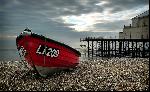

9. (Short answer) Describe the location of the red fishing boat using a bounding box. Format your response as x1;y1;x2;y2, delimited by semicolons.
16;28;81;77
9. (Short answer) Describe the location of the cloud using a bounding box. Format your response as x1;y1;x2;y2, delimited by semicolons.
100;0;149;13
1;0;148;17
0;0;149;32
0;0;149;49
1;0;149;22
60;5;148;32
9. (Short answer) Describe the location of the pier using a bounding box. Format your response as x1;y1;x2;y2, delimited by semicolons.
80;37;149;58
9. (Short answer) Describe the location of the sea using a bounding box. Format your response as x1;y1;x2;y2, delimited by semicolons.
0;48;86;62
0;49;20;61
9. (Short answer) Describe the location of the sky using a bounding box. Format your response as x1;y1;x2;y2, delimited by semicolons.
0;0;149;49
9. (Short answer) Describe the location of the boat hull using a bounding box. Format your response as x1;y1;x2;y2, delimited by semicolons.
16;32;81;77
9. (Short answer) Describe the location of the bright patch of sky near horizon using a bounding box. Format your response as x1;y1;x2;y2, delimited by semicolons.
61;5;149;32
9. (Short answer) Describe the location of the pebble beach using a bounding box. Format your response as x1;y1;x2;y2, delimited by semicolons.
0;58;149;91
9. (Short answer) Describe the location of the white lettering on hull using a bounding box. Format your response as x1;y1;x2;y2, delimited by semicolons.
18;46;27;57
36;45;59;57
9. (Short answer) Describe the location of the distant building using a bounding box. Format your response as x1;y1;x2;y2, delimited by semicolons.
119;10;149;39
